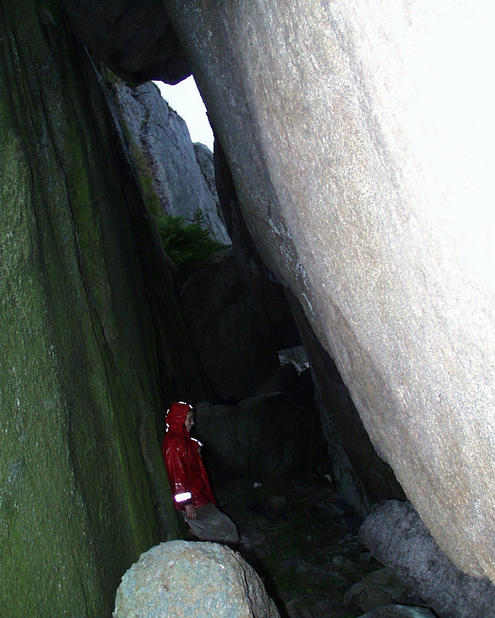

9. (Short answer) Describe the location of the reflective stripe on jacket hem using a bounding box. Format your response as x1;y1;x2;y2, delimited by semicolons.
174;491;192;503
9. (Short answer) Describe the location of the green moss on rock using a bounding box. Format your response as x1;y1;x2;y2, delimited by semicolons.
0;1;184;615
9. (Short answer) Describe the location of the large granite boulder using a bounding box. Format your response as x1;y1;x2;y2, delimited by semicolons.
62;0;189;83
360;501;495;617
110;80;230;244
114;540;279;617
194;393;324;482
163;0;495;583
180;249;280;400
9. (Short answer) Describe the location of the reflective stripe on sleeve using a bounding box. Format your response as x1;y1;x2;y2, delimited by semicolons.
174;491;192;503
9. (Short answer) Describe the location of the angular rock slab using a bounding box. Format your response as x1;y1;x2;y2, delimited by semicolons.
360;501;495;618
163;0;495;582
194;393;322;481
111;81;230;244
113;540;279;617
344;568;420;613
180;250;279;401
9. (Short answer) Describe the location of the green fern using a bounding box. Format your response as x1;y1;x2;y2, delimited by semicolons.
156;211;226;270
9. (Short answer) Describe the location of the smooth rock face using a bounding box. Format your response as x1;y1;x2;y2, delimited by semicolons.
360;501;495;618
163;0;495;581
113;540;279;617
111;81;230;243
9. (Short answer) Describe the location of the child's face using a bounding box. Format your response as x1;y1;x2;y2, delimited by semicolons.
185;411;194;432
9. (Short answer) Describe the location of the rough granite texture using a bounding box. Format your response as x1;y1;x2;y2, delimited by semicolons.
360;501;495;617
113;540;279;617
163;0;495;582
111;81;230;244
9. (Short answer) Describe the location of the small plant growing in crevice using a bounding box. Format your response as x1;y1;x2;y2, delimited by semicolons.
156;210;227;270
123;131;162;217
115;106;225;273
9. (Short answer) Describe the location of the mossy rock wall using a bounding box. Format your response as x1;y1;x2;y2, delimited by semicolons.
0;2;183;615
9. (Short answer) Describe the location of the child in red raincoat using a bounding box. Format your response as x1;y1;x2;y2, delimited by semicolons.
162;401;239;544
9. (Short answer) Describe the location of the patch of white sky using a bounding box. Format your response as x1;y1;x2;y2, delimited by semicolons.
154;76;214;151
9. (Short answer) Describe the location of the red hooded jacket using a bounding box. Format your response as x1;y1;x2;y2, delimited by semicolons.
161;402;216;511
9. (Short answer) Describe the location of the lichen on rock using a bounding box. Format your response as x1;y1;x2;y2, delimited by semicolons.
114;540;280;617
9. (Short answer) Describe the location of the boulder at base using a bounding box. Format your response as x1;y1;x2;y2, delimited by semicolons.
344;568;422;614
360;501;495;618
114;540;279;617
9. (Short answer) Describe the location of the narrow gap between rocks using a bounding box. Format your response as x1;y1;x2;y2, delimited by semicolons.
115;74;437;618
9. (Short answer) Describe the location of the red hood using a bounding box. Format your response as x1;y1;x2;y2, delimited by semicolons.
166;401;192;431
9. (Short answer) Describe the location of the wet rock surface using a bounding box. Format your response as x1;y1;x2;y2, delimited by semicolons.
214;475;434;618
0;4;185;614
